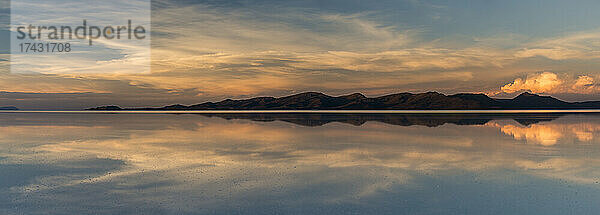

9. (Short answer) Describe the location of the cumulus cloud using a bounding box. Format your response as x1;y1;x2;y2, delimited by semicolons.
498;124;563;146
500;72;562;94
571;75;597;92
498;72;600;95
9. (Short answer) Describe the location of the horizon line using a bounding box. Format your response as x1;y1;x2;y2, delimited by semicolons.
5;109;600;114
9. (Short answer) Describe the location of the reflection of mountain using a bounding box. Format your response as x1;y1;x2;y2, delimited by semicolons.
199;113;562;127
0;106;18;110
88;91;600;110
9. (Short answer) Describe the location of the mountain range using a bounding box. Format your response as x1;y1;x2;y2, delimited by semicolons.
87;91;600;110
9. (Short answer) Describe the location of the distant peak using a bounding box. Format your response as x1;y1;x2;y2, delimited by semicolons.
302;91;327;95
86;105;122;110
164;104;189;109
339;93;366;99
452;93;486;96
86;90;598;111
514;92;551;100
424;91;444;95
517;92;536;96
286;92;329;97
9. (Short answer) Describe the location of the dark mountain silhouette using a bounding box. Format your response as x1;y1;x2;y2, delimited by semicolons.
87;105;121;110
495;92;570;108
0;106;19;110
87;91;600;111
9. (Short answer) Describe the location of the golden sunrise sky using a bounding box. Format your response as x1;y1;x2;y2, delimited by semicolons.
2;0;600;109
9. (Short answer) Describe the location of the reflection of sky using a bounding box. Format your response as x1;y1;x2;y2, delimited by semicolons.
1;114;600;214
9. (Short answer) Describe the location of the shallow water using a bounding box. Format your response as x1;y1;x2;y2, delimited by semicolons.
1;113;600;214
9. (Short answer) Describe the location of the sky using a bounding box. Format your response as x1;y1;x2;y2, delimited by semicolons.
2;0;600;109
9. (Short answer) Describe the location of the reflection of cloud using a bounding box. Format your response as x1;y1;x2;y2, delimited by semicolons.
3;114;600;213
515;158;583;171
573;128;594;141
0;116;485;204
488;120;600;145
514;157;600;185
499;124;562;146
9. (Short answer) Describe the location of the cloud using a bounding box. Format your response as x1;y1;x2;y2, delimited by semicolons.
513;31;600;60
571;75;598;93
143;3;600;101
6;0;600;109
514;48;583;60
500;72;562;94
9;0;151;75
497;72;600;95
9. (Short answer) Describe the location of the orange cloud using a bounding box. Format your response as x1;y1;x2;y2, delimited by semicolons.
514;48;582;60
498;72;600;95
500;72;562;94
571;75;599;93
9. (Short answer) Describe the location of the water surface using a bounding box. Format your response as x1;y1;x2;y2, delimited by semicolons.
1;113;600;214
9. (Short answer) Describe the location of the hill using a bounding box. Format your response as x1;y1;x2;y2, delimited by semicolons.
87;92;600;110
